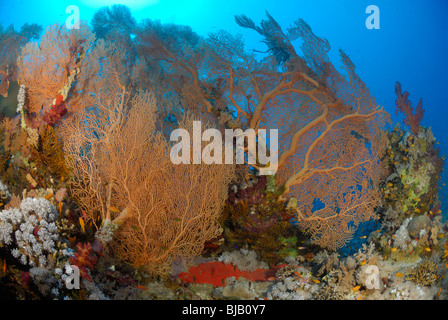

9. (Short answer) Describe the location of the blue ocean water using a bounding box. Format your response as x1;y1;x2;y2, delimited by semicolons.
1;0;447;215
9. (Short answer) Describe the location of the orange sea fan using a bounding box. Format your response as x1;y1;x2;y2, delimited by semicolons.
16;22;94;116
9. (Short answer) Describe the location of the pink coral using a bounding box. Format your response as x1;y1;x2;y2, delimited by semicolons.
69;242;98;282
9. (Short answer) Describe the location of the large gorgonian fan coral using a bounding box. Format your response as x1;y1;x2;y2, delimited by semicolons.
61;85;235;276
0;23;42;98
16;22;94;121
136;12;390;250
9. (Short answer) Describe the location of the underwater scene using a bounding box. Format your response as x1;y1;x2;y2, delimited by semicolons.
0;0;447;305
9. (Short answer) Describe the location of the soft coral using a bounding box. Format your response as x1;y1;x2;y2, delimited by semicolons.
42;94;68;126
178;261;281;287
395;81;424;135
69;242;98;282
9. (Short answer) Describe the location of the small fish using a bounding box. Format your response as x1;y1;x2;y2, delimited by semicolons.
386;183;393;187
312;279;320;284
359;235;367;239
414;208;421;213
79;217;85;233
356;294;363;300
437;141;440;145
437;210;442;214
294;271;302;278
352;285;361;291
136;285;148;290
58;201;63;214
360;260;367;266
297;247;307;250
3;260;6;273
44;193;54;200
267;277;276;281
425;247;431;252
109;206;120;213
410;144;414;148
391;247;397;252
403;157;408;161
404;185;408;189
395;272;403;277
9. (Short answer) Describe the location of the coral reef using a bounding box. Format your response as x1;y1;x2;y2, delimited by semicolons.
218;249;268;272
220;174;299;265
137;13;390;250
0;5;446;302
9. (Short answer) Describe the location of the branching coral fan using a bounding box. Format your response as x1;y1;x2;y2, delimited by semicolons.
61;86;235;275
136;13;389;249
16;22;94;122
0;23;42;98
